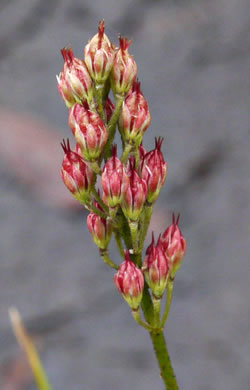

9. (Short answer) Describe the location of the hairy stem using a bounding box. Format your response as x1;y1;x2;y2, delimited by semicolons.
95;83;105;122
152;296;161;328
121;142;132;164
150;330;179;390
114;230;125;259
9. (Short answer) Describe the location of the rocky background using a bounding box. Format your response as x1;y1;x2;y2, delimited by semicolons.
0;0;249;389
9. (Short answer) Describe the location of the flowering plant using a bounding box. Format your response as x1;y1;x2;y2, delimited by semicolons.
11;21;186;390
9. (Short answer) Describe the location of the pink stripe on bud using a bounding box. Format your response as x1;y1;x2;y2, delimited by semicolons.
69;103;108;161
143;233;169;298
161;213;186;276
61;139;95;202
114;251;144;310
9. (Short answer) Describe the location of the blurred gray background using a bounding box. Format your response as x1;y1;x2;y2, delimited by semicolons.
0;0;249;389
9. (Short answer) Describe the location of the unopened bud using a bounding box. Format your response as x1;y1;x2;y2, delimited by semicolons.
161;214;186;276
102;146;129;208
119;81;151;145
84;20;115;83
141;137;168;203
61;139;94;202
87;201;112;249
57;47;93;107
111;37;137;96
114;251;144;310
142;234;169;299
122;157;147;221
69;103;108;161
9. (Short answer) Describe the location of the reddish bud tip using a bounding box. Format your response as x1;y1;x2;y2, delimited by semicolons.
98;20;105;40
119;36;132;52
155;136;164;151
61;47;74;64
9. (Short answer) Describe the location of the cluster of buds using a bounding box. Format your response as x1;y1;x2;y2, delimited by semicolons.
58;21;186;330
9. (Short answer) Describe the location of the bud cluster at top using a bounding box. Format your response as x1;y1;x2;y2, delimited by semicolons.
58;21;186;315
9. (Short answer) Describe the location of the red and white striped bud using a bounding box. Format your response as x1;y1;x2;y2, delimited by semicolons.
111;37;138;96
119;81;151;145
87;201;112;249
114;251;144;310
57;47;93;107
61;139;94;202
102;146;129;208
141;137;168;203
142;234;169;299
69;103;108;161
104;97;115;123
122;157;147;221
84;20;115;83
161;214;187;276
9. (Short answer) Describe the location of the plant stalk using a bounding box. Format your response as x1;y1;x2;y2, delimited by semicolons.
150;330;179;390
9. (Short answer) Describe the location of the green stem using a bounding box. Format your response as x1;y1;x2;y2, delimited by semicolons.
120;211;133;250
121;142;133;164
99;248;119;270
104;95;125;159
139;202;154;250
91;187;109;212
114;231;125;259
161;280;174;327
141;285;154;325
152;296;161;328
129;220;139;254
88;161;102;175
132;308;154;331
134;146;140;170
95;83;105;122
85;201;107;219
150;330;179;390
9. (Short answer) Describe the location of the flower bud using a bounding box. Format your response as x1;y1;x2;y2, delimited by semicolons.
57;47;93;107
84;20;115;83
87;201;112;249
119;81;151;145
102;146;129;208
142;234;169;299
69;103;108;161
122;157;147;221
111;37;138;96
141;137;168;203
114;251;144;310
61;139;94;202
161;214;187;276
